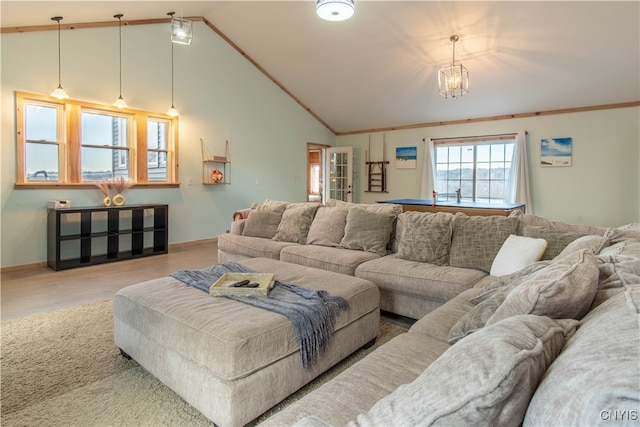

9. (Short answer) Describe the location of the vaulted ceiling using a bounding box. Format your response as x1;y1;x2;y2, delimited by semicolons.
2;1;639;134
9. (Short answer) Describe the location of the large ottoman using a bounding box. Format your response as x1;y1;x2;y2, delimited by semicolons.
113;257;380;427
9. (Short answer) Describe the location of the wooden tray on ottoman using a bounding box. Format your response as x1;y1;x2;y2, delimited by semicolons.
210;272;275;297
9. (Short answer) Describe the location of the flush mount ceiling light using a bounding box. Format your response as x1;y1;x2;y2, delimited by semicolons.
168;11;192;45
438;35;469;99
50;16;69;99
316;0;355;21
113;14;128;109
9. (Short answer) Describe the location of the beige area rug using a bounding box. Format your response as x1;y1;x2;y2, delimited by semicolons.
1;299;407;426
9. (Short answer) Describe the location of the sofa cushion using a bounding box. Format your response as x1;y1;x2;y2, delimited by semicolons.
280;245;379;276
449;213;519;273
487;249;599;325
490;234;548;277
242;203;287;239
340;208;395;256
306;207;349;247
273;204;319;244
396;211;453;265
524;285;640;427
356;256;487;319
510;210;606;236
259;332;450;427
351;315;578;427
218;233;298;260
523;225;585;260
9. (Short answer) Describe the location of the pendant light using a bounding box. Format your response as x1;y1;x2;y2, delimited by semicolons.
316;0;355;21
438;35;469;99
113;14;128;108
50;16;69;99
166;12;179;117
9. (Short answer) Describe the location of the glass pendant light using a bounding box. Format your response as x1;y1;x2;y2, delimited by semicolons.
113;14;128;108
50;16;69;99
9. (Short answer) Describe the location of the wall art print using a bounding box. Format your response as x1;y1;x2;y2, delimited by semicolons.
396;146;417;169
541;137;572;167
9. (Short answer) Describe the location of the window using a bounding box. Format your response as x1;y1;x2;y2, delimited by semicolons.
16;91;179;187
434;138;515;203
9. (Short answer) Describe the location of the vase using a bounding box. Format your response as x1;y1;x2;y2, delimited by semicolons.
103;196;112;207
112;193;126;206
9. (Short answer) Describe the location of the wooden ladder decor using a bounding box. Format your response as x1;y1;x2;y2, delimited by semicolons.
365;134;389;193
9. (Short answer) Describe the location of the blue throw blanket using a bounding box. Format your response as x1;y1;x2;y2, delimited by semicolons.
170;262;348;369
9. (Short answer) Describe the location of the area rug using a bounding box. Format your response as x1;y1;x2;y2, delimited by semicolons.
0;299;408;426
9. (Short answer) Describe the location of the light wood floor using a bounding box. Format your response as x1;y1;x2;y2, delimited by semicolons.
1;239;414;327
1;239;220;321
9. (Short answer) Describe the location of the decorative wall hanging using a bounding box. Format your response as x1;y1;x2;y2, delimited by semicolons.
541;137;572;167
396;146;417;169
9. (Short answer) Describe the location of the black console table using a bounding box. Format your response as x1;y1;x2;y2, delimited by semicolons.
47;204;168;271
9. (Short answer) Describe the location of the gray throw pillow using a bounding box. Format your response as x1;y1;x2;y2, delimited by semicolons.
354;315;579;427
523;225;586;260
340;207;395;256
449;213;519;273
487;249;599;325
306;207;348;247
241;204;286;239
396;211;453;265
273;204;319;244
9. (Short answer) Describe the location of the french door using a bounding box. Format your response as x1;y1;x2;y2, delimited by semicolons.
323;146;353;203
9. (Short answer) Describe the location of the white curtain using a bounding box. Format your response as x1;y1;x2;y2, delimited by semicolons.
506;131;533;213
420;138;436;199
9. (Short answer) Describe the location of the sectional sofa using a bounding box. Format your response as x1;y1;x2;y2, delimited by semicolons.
217;199;639;426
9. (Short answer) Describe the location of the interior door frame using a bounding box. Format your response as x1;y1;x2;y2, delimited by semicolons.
307;142;330;203
324;146;353;203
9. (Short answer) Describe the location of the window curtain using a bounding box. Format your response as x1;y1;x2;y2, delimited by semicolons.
506;131;532;213
420;138;436;199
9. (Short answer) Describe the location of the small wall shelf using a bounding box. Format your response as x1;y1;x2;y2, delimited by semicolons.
202;139;230;185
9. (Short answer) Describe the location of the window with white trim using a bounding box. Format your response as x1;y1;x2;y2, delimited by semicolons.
16;91;179;187
434;138;515;203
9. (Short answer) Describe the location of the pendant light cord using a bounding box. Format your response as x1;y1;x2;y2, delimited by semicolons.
117;15;123;96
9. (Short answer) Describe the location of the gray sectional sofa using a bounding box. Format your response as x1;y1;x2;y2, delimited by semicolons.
217;199;640;426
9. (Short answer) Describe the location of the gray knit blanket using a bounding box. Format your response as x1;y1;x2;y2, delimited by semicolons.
170;262;348;369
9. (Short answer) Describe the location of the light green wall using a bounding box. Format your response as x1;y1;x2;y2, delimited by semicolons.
337;107;640;228
1;22;335;268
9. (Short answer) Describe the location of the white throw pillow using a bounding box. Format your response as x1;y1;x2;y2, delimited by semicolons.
490;234;548;277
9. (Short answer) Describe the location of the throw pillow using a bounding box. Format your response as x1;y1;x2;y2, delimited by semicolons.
448;261;551;344
523;225;585;260
306;207;349;247
396;211;453;265
490;234;548;277
556;234;610;259
449;213;519;273
340;207;395;256
487;249;599;325
241;204;286;239
273;204;320;244
353;315;579;427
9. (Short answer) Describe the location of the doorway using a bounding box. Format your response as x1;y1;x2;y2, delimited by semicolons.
307;143;329;203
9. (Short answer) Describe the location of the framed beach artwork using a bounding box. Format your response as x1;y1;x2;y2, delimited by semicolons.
396;146;417;169
541;137;572;167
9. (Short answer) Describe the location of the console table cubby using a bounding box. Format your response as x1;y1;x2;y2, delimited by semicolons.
47;204;168;271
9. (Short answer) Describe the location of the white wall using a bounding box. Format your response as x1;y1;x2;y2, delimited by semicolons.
337;107;640;228
0;22;335;268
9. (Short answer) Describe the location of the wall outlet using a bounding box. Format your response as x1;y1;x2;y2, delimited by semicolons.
575;214;583;223
187;177;193;186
